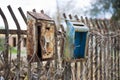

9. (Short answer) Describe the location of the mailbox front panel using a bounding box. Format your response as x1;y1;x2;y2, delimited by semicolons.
39;21;55;60
74;32;87;58
27;13;37;62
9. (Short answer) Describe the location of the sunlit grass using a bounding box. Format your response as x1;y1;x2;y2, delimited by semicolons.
10;47;26;54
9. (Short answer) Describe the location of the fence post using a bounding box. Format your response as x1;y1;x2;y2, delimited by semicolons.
7;5;21;80
0;8;10;79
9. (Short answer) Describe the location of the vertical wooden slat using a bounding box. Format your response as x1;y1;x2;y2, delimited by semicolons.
74;15;79;21
111;21;117;80
113;37;116;80
53;20;59;80
69;14;77;80
110;20;114;80
115;24;120;74
79;61;83;80
93;35;98;80
95;19;102;80
115;23;119;80
118;43;120;80
114;37;117;80
62;13;72;80
74;15;79;80
92;19;98;80
110;36;114;80
117;27;120;80
83;60;87;80
81;16;87;80
101;19;109;80
102;20;107;80
90;18;96;80
102;20;108;80
71;62;76;80
75;15;87;80
98;19;104;80
76;62;80;80
60;24;66;80
64;62;72;80
116;35;119;80
80;16;85;23
28;63;31;80
32;9;36;12
84;17;91;80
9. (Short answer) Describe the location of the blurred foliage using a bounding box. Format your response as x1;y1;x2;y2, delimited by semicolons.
0;38;4;51
89;0;120;20
112;0;120;20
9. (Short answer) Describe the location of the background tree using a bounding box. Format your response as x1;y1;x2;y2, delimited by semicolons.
87;0;120;20
55;0;77;26
112;0;120;20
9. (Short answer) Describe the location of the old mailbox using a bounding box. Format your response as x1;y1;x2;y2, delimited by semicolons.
64;20;89;61
27;11;56;61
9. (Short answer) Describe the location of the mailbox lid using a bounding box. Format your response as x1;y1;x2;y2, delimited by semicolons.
72;22;89;32
27;11;53;21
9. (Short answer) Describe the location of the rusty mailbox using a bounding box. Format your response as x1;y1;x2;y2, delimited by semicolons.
27;11;56;61
64;20;89;61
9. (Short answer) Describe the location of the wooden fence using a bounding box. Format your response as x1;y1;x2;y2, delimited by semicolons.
0;5;120;80
60;14;120;80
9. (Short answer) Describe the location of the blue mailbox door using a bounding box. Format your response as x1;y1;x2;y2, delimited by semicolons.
74;32;87;58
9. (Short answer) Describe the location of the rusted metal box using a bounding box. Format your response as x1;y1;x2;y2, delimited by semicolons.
27;11;56;61
64;21;89;61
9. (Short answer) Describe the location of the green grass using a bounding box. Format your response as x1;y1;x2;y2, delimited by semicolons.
10;47;26;54
0;38;5;51
10;47;17;54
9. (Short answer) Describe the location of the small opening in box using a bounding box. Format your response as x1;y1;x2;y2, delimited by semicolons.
13;37;16;47
73;24;84;26
46;27;50;30
74;32;87;59
37;26;42;58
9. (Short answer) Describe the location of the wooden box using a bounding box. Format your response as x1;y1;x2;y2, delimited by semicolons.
64;21;89;61
27;11;56;61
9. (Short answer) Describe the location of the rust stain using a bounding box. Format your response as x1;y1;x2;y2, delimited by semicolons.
40;21;55;59
27;19;34;57
27;14;55;61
